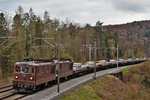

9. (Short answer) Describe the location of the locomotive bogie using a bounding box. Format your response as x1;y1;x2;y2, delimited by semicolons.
13;82;36;93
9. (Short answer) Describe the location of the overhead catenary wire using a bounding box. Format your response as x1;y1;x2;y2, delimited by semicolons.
0;9;14;17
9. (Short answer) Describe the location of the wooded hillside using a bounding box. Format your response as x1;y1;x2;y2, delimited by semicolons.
103;20;150;59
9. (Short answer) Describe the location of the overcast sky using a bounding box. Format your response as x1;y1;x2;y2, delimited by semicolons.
0;0;150;26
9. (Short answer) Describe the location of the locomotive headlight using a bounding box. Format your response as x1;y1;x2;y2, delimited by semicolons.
15;75;18;79
30;77;33;80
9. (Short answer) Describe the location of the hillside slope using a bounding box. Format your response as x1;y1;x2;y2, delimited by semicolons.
61;62;150;100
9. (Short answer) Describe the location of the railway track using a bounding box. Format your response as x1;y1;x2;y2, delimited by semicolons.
0;85;13;93
0;87;28;100
1;93;27;100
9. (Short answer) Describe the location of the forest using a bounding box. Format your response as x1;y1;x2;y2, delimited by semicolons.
0;6;149;78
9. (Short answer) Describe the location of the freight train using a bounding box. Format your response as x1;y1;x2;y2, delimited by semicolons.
13;58;146;93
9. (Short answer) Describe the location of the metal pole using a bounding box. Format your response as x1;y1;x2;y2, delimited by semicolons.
117;43;119;67
57;30;60;93
94;41;96;79
29;34;32;58
89;44;92;61
148;33;150;58
131;33;135;59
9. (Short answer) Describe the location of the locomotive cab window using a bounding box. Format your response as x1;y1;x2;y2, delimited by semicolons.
21;67;29;74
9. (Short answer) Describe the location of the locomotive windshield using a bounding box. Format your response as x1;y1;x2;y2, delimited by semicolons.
21;67;29;74
15;65;30;74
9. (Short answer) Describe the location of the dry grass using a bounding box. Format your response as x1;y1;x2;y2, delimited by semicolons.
61;75;131;100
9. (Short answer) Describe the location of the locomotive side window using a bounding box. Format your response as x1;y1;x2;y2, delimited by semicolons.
32;67;34;73
60;63;62;69
15;65;20;72
51;65;55;74
36;67;39;73
70;63;73;70
42;66;44;72
47;66;49;71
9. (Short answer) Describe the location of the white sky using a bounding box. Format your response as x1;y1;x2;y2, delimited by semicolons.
0;0;150;26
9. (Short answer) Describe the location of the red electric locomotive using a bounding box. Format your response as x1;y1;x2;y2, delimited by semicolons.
13;58;73;93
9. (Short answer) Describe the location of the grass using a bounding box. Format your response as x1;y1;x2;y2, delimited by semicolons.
121;64;136;74
62;83;100;100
